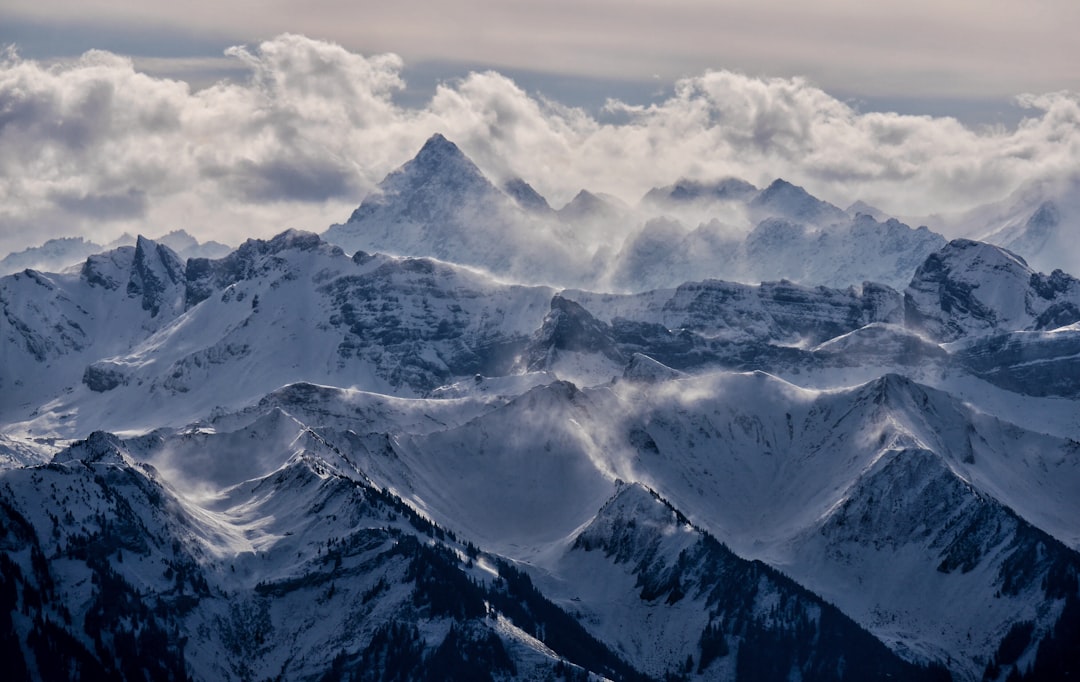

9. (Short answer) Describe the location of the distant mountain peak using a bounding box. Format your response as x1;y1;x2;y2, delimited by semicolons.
641;177;758;205
846;200;890;221
557;189;629;224
751;178;847;225
404;133;484;181
754;179;810;206
412;132;469;168
344;134;496;225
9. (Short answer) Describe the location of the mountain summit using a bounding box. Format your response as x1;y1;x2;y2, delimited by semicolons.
343;133;495;226
323;134;594;285
749;178;848;225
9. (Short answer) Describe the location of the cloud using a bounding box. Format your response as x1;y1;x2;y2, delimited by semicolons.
50;187;148;219
0;34;1078;257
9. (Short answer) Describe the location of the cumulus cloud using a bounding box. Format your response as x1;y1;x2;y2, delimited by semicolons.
0;34;1078;256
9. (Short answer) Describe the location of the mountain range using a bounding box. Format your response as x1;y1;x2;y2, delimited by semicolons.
0;230;231;278
1;134;1078;681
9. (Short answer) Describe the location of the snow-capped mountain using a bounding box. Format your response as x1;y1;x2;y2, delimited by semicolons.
0;230;230;277
2;230;556;436
323;134;594;287
938;173;1080;276
748;179;849;226
322;134;952;292
904;239;1080;342
641;177;760;208
609;212;945;291
0;237;104;276
4;138;1080;680
0;236;189;417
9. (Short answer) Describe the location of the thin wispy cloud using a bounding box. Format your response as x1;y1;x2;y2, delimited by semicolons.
0;34;1078;255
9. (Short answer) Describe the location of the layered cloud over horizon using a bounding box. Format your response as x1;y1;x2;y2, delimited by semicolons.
1;34;1079;256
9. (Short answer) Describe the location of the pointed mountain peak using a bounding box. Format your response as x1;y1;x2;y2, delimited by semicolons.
1026;200;1060;230
395;133;483;185
419;131;454;152
408;133;480;176
560;189;600;209
343;134;497;226
753;179;817;207
403;131;488;181
53;431;132;466
867;372;926;406
130;235;185;317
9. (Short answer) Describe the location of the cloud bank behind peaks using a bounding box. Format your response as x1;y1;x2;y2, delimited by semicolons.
1;34;1078;256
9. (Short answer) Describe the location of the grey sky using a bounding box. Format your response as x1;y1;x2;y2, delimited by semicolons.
4;0;1078;101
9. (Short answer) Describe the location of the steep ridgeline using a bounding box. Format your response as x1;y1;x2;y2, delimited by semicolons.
594;371;1080;681
532;238;1080;399
0;236;187;415
0;395;956;681
905;239;1080;397
7;232;1080;444
523;281;902;385
555;483;944;681
6;364;1071;680
0;421;645;681
327;370;1078;681
1;230;554;436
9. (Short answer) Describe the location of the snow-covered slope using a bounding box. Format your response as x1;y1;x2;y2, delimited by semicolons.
5;163;1080;680
323;134;594;286
325;365;1080;680
3;230;555;437
544;482;940;680
0;423;649;680
944;173;1080;276
904;239;1080;342
0;236;188;417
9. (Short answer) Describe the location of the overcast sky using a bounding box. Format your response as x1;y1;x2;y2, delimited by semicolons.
1;1;1079;255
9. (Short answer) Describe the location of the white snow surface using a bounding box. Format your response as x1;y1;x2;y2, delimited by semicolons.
3;169;1080;680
